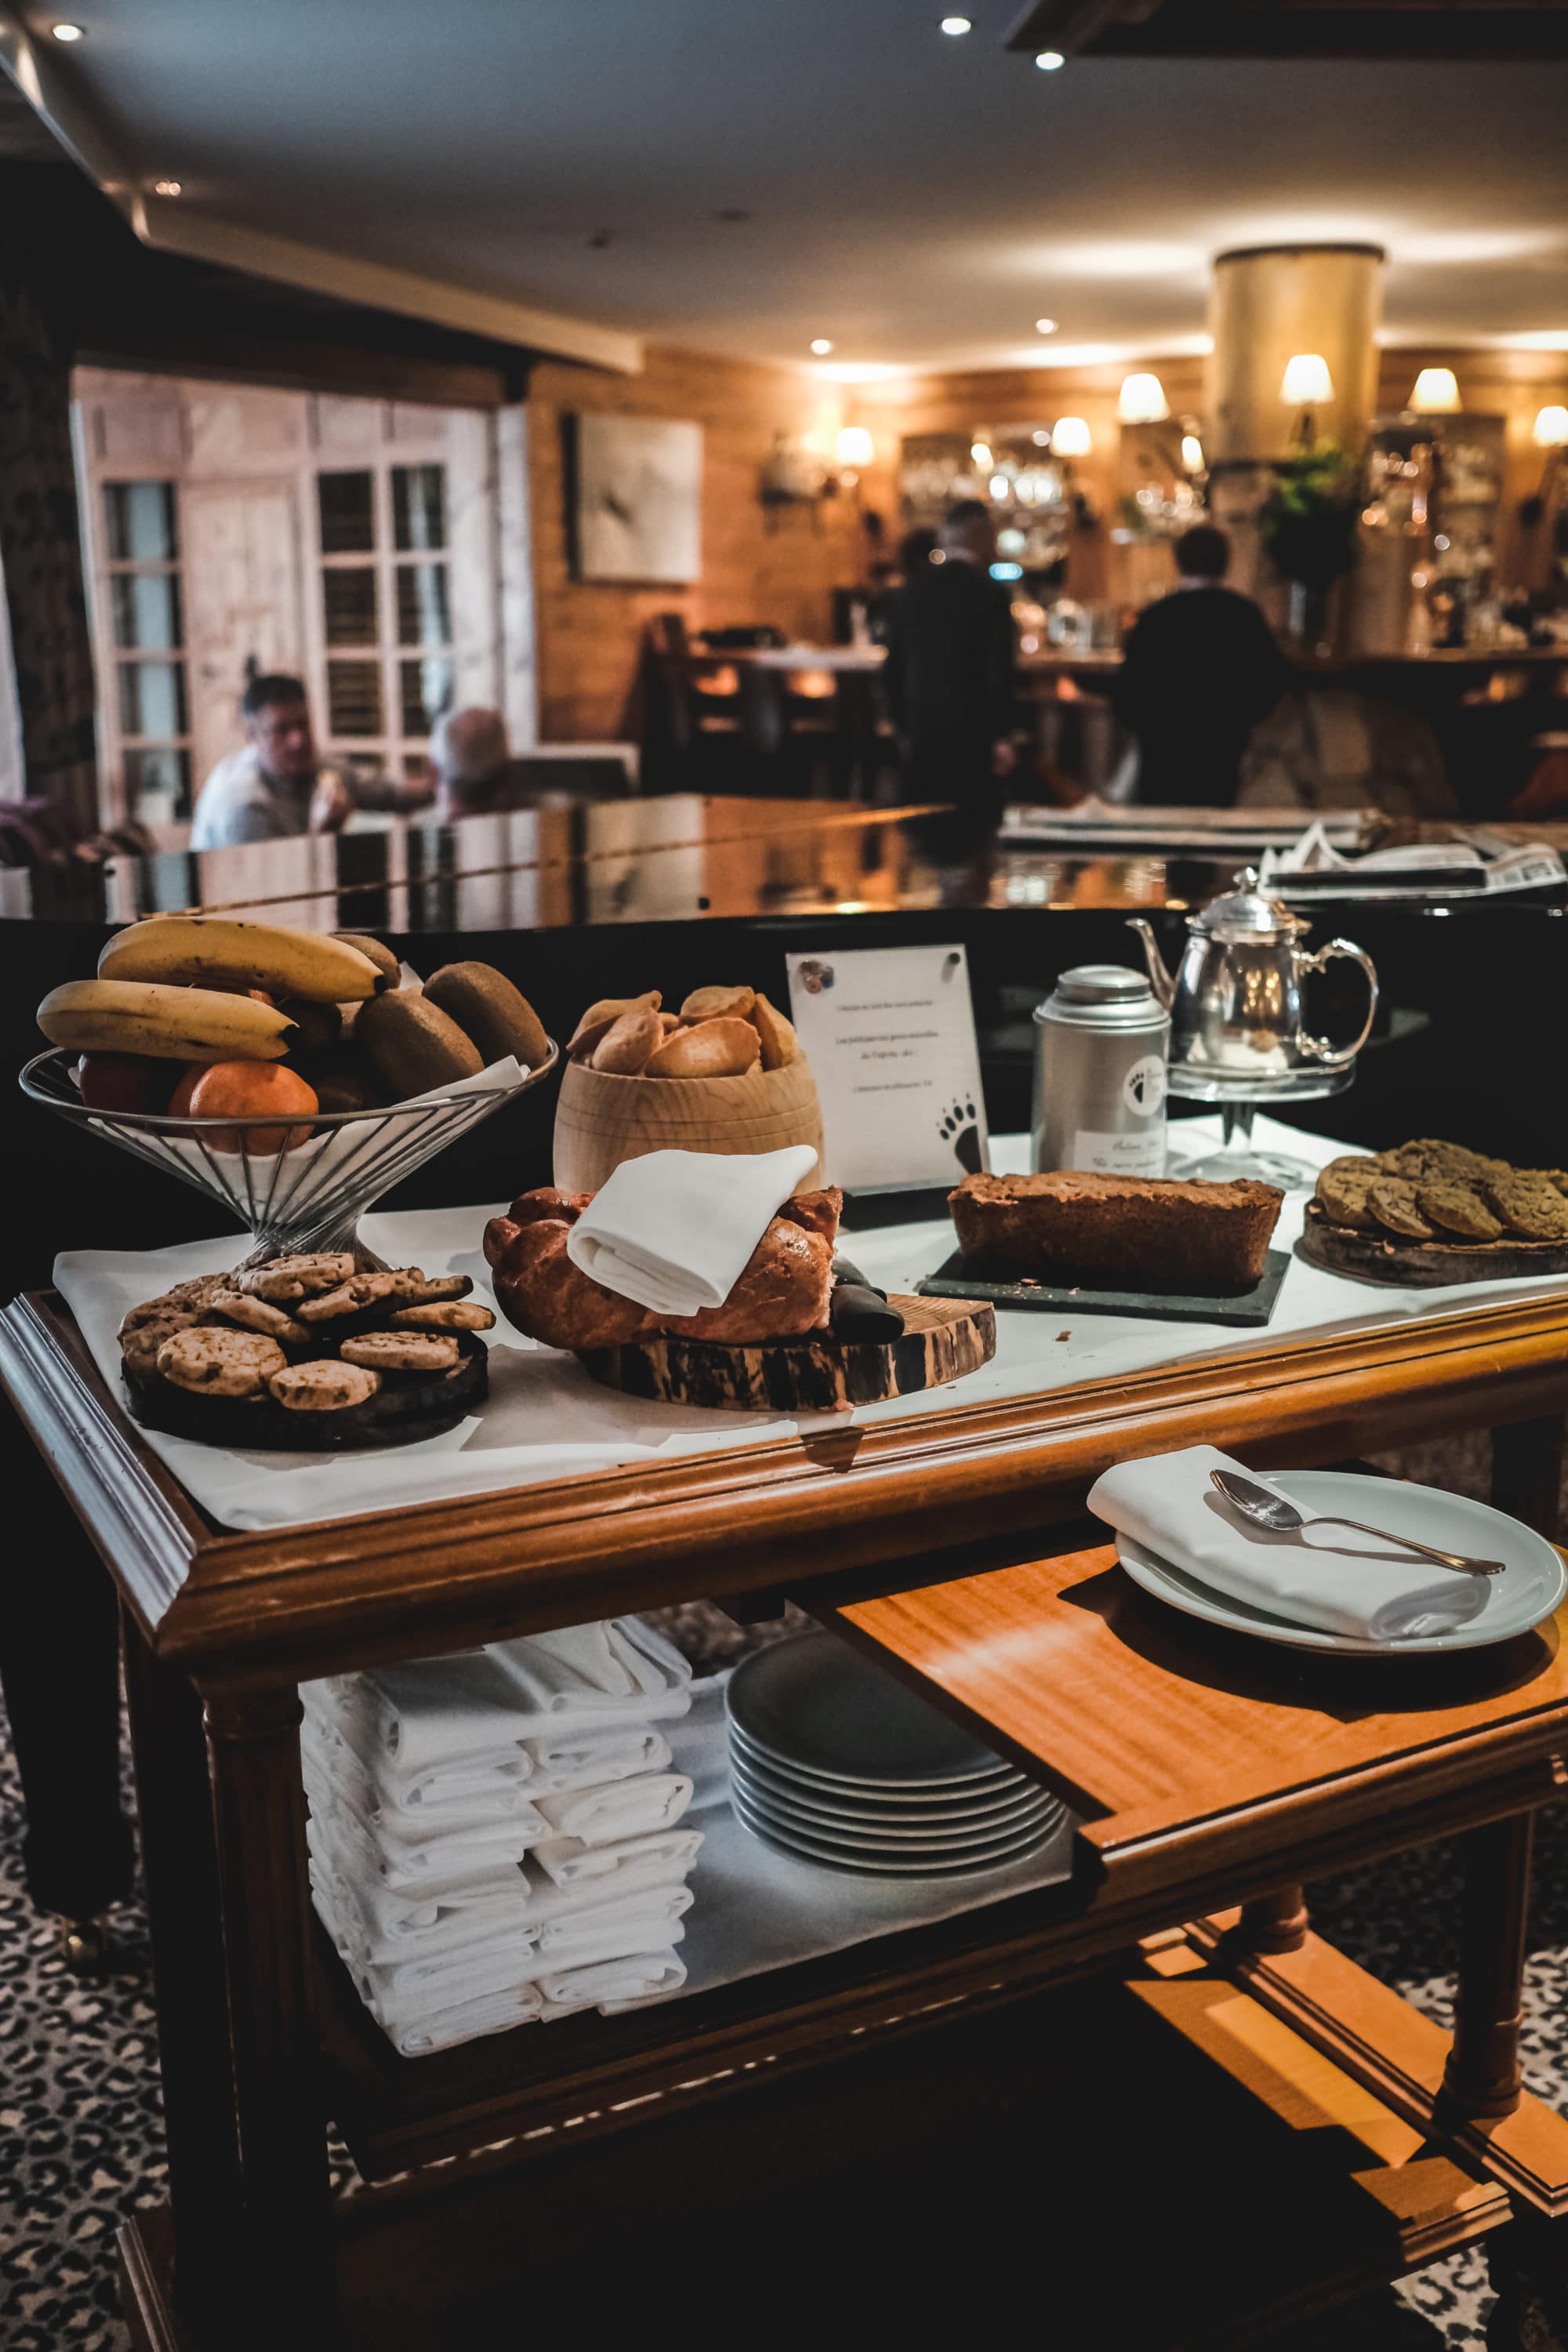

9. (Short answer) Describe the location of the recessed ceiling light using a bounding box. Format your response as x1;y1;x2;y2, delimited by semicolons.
810;339;833;356
1035;49;1065;69
940;14;972;31
152;179;182;197
1035;318;1058;336
51;20;85;38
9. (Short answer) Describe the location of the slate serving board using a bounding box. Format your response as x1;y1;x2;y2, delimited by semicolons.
916;1248;1291;1329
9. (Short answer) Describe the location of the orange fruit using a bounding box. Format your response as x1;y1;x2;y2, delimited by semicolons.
186;1061;319;1155
167;1062;218;1119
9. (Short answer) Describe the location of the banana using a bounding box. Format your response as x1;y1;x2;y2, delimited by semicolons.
98;917;385;1004
38;980;296;1062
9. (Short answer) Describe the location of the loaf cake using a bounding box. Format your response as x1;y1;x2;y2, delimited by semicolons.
949;1171;1283;1290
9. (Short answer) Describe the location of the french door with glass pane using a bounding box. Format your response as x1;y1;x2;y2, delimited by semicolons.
316;458;456;782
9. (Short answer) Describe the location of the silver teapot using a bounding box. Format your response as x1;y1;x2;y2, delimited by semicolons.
1126;872;1378;1080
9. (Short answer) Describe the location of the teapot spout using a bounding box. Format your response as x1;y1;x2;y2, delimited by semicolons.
1125;917;1174;1009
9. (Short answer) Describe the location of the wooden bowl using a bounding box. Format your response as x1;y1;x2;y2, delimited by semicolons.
553;1054;826;1194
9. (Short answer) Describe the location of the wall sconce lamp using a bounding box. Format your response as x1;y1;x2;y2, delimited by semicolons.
1409;368;1461;416
1280;354;1334;450
1117;373;1170;426
1519;404;1568;528
1051;416;1093;458
833;424;874;488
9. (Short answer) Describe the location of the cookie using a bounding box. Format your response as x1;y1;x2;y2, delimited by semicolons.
121;1305;203;1376
1367;1179;1437;1242
121;1274;230;1334
1417;1183;1504;1241
210;1289;310;1343
339;1330;460;1374
238;1253;356;1303
1482;1175;1568;1241
155;1327;286;1398
402;1274;473;1305
1381;1138;1511;1185
388;1301;496;1332
296;1269;429;1323
1314;1160;1379;1231
268;1360;382;1411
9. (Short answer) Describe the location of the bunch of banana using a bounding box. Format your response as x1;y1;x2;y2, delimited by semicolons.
37;981;296;1062
98;918;386;1004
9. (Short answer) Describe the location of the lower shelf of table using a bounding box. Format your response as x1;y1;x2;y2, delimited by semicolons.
147;1946;1510;2352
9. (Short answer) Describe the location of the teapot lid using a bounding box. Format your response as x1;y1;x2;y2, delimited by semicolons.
1192;867;1308;940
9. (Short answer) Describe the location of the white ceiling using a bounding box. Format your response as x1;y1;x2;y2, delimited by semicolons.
23;0;1568;373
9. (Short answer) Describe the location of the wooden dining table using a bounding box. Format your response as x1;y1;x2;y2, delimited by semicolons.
6;1264;1568;2347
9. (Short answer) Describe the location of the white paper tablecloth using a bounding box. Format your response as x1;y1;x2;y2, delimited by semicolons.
54;1116;1568;1535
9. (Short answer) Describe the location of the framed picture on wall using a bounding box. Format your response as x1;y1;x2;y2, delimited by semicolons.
570;413;703;584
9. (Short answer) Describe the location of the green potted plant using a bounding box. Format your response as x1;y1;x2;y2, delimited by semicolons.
1259;444;1363;652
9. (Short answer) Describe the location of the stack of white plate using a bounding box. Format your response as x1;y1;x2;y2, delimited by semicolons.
725;1631;1066;1878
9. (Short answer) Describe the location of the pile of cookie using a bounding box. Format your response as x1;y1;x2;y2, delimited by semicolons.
1313;1138;1568;1247
119;1251;495;1447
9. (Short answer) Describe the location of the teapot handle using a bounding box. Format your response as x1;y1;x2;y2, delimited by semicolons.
1295;939;1379;1069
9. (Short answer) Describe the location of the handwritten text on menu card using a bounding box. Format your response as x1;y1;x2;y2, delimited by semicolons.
784;942;990;1189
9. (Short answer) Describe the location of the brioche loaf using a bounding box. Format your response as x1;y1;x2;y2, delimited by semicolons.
949;1171;1282;1289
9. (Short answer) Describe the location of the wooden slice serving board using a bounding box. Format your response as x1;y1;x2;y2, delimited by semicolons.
1298;1203;1568;1288
575;1294;995;1412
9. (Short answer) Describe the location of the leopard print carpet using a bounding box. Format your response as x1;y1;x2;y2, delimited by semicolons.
2;1587;1566;2349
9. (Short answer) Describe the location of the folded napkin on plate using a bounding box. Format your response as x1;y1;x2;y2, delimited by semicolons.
1087;1445;1491;1641
539;1952;687;2019
523;1726;673;1793
564;1145;818;1316
531;1824;703;1889
532;1773;693;1849
487;1617;692;1722
303;1650;534;1777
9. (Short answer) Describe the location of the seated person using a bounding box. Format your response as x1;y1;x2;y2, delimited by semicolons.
189;675;429;850
430;706;528;820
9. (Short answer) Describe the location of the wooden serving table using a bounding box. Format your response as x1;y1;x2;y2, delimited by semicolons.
6;1273;1568;2347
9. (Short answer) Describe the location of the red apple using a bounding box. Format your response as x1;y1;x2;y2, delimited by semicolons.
76;1053;162;1114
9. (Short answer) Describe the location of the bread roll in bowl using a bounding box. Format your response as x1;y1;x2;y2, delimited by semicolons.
646;1018;760;1079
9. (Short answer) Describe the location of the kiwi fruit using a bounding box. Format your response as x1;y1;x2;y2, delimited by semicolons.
277;997;344;1058
424;963;549;1070
356;991;484;1098
332;933;401;989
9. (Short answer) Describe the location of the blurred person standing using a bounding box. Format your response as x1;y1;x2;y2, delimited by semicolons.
1112;525;1290;807
884;499;1018;840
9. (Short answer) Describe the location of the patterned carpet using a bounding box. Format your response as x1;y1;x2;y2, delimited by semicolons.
4;1580;1568;2350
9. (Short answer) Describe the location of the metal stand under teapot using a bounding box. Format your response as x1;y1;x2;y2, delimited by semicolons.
1126;870;1378;1189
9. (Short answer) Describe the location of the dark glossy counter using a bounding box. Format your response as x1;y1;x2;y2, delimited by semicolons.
5;794;1564;1295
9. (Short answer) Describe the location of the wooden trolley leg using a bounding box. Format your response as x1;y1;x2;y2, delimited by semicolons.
1443;1812;1534;2122
205;1682;339;2339
122;1617;245;2332
1235;1885;1309;1955
1490;1414;1564;1541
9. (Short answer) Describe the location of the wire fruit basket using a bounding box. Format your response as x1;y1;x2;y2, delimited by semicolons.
20;1044;558;1265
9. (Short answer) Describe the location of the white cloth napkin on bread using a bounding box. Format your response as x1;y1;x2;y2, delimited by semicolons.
564;1145;819;1316
1087;1445;1491;1641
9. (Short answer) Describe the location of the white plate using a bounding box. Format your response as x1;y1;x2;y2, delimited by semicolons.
728;1788;1059;1878
727;1717;1023;1803
1116;1469;1568;1656
730;1757;1063;1848
729;1743;1046;1828
727;1632;1011;1788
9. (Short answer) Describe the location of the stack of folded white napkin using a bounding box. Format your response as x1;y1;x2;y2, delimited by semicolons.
301;1614;703;2056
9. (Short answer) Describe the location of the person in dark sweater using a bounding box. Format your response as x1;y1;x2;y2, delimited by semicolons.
1112;524;1291;806
885;499;1018;841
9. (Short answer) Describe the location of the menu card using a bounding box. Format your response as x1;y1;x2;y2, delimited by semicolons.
785;942;989;1189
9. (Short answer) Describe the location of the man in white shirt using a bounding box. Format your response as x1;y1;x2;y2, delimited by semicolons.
189;674;429;849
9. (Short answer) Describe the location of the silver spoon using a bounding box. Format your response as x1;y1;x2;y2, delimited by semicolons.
1210;1469;1506;1577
